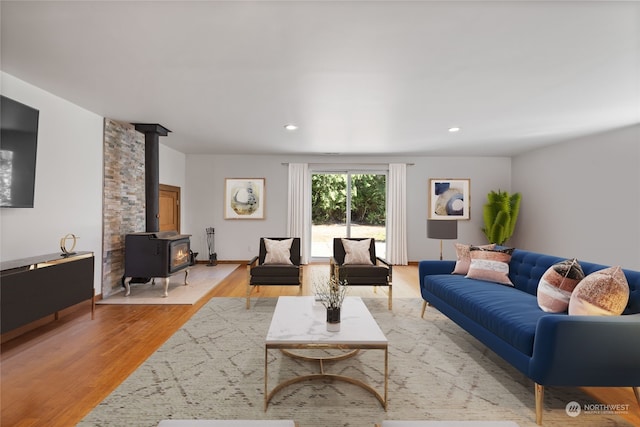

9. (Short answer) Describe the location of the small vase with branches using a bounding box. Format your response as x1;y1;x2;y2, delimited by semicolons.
315;276;348;331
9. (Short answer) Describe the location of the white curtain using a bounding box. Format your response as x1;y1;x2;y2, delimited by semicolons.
387;163;408;265
287;163;311;264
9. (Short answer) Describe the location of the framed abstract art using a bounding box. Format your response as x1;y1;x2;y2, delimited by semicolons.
428;178;470;220
224;178;265;219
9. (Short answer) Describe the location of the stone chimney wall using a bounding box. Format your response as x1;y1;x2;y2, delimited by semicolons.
101;118;145;297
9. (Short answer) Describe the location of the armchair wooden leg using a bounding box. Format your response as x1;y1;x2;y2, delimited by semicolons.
535;383;544;425
421;300;428;318
388;285;392;310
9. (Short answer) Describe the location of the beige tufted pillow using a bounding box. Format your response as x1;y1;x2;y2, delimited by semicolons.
263;238;293;265
568;266;629;316
342;238;373;265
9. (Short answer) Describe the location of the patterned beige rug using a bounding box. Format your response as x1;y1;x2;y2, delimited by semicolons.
80;298;634;427
98;264;239;305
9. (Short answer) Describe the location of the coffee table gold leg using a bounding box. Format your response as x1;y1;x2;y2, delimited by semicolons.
384;346;388;410
265;346;388;410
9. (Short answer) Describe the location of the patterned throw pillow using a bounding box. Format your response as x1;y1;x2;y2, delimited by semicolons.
537;258;585;313
263;238;293;265
342;238;374;265
568;266;629;316
452;243;496;275
465;246;515;286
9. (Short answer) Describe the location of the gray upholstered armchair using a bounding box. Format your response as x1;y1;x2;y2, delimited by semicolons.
246;237;302;309
330;237;393;309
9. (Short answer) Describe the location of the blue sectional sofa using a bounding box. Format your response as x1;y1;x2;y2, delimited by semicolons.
418;248;640;425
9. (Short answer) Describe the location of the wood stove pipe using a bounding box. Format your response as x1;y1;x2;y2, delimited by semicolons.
133;123;171;233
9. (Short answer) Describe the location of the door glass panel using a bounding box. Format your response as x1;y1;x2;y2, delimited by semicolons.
311;172;386;259
350;174;386;258
311;173;347;258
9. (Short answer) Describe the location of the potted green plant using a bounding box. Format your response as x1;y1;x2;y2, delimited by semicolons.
482;190;522;245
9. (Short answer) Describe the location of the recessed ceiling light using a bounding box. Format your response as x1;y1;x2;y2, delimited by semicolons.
448;127;461;133
284;124;298;131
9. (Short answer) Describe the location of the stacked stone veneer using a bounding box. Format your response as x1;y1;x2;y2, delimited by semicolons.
102;118;145;297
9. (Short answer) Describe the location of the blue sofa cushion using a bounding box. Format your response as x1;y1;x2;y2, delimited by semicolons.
424;274;547;356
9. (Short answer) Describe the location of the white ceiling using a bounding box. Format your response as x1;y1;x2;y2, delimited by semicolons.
2;1;638;156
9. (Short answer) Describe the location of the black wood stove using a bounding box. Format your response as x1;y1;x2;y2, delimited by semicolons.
124;231;191;297
122;124;193;298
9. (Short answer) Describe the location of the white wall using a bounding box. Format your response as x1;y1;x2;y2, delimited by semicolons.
159;143;187;231
8;69;634;274
184;154;511;262
511;125;640;269
0;72;104;292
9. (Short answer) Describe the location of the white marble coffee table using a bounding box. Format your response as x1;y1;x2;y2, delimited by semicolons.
265;296;388;410
158;421;296;427
376;422;519;427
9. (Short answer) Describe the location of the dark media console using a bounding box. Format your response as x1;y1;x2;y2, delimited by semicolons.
0;251;95;334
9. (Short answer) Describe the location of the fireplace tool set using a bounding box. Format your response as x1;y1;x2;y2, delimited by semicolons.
206;227;217;266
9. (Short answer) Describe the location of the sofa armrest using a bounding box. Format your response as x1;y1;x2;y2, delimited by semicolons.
418;260;456;286
529;314;640;386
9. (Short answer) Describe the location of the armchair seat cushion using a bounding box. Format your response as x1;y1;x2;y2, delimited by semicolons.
250;265;299;284
337;265;390;285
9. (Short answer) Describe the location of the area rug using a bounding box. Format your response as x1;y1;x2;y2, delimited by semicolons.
97;264;239;305
79;298;634;427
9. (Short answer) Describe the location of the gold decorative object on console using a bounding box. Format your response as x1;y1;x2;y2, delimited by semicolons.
60;233;78;256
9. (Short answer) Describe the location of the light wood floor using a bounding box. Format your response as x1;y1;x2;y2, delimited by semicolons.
1;263;638;427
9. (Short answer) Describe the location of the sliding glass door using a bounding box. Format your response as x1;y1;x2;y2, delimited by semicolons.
311;171;386;259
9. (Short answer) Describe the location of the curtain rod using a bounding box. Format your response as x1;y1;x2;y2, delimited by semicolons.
281;162;415;166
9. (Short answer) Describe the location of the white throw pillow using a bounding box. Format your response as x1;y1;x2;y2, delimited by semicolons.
263;238;293;265
342;238;373;265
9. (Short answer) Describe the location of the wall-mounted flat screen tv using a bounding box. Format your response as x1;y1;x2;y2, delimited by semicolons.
1;95;39;208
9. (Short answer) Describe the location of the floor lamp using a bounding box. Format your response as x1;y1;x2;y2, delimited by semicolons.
427;219;458;260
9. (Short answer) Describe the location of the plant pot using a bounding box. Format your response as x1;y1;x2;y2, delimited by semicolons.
326;307;341;332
